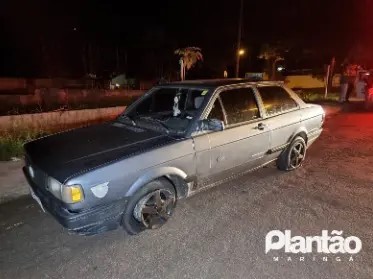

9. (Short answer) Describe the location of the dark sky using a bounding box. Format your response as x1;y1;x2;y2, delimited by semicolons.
0;0;372;78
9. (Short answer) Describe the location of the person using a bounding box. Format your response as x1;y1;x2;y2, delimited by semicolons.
339;66;349;103
345;64;358;102
355;71;368;99
366;74;373;108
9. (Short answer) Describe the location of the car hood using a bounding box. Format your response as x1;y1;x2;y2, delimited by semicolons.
24;122;177;182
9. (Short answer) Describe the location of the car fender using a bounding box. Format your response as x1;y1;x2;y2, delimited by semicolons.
290;126;309;143
125;166;188;198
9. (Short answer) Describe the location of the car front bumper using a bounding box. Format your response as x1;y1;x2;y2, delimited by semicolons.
23;167;128;235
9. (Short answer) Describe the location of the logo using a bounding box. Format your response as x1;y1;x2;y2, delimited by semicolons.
265;230;362;262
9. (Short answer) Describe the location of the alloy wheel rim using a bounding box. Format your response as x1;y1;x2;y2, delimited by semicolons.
134;189;175;229
289;142;306;169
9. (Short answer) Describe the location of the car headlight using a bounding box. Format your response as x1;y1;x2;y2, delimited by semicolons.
61;185;84;203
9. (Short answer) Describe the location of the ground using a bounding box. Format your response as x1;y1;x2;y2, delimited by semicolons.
1;106;373;279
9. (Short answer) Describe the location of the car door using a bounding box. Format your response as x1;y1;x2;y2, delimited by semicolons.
255;85;302;159
192;86;271;187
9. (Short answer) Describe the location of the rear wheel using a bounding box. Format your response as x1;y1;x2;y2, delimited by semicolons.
122;178;176;235
277;136;306;171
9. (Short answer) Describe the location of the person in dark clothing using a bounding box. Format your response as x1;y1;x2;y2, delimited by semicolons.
339;66;349;103
345;79;354;102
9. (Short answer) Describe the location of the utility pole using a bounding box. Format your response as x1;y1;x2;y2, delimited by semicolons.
235;0;244;78
116;46;120;73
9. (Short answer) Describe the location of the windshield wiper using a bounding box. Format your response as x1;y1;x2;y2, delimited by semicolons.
118;114;136;126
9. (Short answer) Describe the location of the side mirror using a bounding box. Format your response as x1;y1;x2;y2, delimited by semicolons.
197;118;224;132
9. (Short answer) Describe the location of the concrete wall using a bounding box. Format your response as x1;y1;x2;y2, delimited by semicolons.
0;78;27;90
0;106;126;132
0;88;144;115
0;77;156;91
284;74;341;89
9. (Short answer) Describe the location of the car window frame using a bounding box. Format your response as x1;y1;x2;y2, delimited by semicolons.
202;85;265;130
123;85;211;136
254;85;300;118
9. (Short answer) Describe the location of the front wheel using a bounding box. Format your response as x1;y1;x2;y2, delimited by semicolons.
121;178;176;235
277;136;307;171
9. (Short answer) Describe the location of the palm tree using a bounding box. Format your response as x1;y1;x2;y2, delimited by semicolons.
175;47;203;80
259;44;285;80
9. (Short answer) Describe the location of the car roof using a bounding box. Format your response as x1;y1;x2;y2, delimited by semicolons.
159;78;283;89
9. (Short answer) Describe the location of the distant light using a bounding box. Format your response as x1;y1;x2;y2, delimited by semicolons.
277;66;285;72
238;49;245;56
223;70;228;78
115;83;120;88
73;27;77;31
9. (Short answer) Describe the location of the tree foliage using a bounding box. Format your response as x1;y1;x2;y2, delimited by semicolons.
258;43;286;80
175;47;203;70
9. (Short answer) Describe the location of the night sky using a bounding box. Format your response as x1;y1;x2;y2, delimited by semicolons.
1;0;372;79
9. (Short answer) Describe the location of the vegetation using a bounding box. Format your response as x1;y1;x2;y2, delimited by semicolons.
0;130;47;161
258;43;285;80
0;119;110;161
295;89;339;103
174;47;203;80
1;95;139;116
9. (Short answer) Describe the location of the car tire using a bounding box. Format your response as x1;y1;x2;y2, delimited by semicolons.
121;178;176;235
277;136;307;171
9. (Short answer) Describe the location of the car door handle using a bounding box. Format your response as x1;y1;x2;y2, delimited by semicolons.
256;123;267;130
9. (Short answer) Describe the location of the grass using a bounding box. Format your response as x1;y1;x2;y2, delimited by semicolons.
0;130;47;161
0;119;108;161
0;96;139;160
294;89;339;103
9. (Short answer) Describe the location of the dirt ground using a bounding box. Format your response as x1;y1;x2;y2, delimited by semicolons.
1;106;373;279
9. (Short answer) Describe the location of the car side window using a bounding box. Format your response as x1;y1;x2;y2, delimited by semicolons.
257;86;298;116
219;87;260;125
207;98;225;123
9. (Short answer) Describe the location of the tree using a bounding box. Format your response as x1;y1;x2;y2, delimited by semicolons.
258;44;285;80
174;47;203;80
346;44;373;68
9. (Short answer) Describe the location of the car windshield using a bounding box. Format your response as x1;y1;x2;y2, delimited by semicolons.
119;87;209;134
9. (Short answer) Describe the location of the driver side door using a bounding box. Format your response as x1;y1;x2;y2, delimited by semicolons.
193;86;271;188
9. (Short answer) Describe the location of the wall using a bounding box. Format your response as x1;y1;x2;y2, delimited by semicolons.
0;78;27;91
0;106;126;132
284;74;341;89
0;88;144;115
0;77;156;91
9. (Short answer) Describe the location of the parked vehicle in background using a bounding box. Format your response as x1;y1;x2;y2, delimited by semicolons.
23;79;325;236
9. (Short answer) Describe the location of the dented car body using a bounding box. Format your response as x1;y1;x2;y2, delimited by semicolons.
23;79;324;235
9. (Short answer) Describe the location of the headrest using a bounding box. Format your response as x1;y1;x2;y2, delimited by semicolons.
194;96;204;109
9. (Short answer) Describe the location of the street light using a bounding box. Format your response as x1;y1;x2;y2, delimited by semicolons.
235;48;245;78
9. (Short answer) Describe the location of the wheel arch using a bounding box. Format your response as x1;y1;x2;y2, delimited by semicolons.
291;127;308;144
125;167;189;199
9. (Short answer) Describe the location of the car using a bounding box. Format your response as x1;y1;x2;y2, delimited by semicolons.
23;79;325;235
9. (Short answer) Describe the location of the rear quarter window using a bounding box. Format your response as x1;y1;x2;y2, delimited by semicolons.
257;86;298;116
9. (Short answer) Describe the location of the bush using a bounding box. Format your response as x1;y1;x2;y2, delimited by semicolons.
295;89;339;102
0;130;48;161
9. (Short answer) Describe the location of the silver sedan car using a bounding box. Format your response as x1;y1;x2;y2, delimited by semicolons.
23;79;324;235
